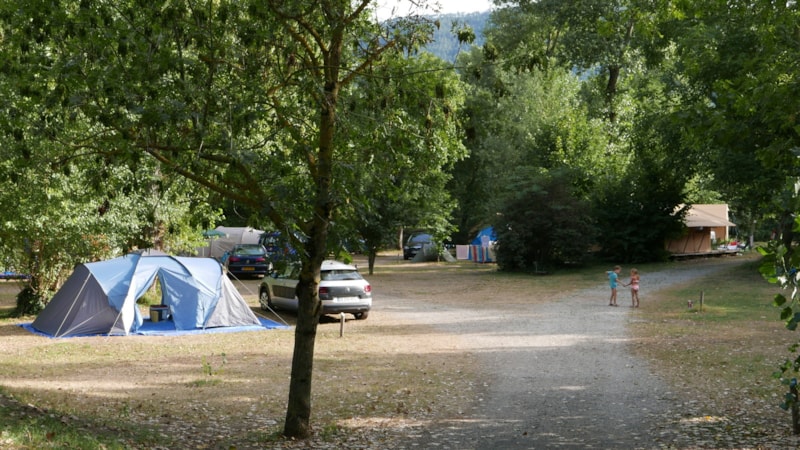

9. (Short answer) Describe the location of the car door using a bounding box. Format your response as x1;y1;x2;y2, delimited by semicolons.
269;262;301;310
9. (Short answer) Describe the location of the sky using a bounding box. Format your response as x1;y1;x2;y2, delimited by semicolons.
375;0;494;19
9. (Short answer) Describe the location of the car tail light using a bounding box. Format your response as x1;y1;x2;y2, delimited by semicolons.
364;284;371;293
228;256;241;262
255;257;266;262
319;287;329;295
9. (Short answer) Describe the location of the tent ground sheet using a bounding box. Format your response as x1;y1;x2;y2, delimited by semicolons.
19;317;289;338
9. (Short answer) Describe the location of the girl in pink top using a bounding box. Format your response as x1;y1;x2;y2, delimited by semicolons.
625;268;640;308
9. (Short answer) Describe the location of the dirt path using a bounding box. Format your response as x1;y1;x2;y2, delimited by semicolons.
377;260;741;449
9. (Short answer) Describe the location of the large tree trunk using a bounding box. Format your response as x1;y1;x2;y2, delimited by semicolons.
282;17;343;438
284;259;322;438
283;136;335;437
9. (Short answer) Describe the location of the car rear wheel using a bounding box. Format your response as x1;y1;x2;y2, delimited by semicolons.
354;311;369;320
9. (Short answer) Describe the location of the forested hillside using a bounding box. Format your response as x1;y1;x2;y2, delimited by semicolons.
422;11;488;62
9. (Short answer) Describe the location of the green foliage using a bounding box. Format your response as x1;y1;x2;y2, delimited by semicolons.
665;0;800;244
487;0;666;123
759;218;800;427
683;174;724;205
334;52;467;271
593;173;685;264
593;97;691;263
455;0;688;266
0;150;218;314
0;151;122;312
493;168;596;271
450;48;609;243
0;0;223;312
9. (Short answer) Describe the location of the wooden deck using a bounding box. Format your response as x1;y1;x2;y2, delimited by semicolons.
670;249;741;260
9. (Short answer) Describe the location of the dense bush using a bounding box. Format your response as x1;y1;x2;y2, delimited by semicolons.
493;168;596;272
15;285;47;316
593;159;687;263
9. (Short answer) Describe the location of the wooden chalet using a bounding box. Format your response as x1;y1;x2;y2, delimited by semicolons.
666;204;737;257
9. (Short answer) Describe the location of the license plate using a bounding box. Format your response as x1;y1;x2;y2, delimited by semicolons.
333;296;359;303
243;267;254;271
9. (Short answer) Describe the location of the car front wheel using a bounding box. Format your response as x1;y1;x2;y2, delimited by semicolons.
354;311;369;320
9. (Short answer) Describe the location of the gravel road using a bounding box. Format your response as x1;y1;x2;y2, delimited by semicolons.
378;261;743;449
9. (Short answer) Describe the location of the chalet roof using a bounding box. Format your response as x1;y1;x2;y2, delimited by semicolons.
682;204;736;228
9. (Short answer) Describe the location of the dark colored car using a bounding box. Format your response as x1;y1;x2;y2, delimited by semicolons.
259;231;303;263
403;233;433;260
225;244;270;278
258;260;371;320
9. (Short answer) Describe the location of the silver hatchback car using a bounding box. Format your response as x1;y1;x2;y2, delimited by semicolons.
259;260;372;320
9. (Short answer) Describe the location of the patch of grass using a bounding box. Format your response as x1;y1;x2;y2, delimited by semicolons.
0;388;172;449
318;423;341;439
187;378;222;388
187;353;227;387
631;256;792;402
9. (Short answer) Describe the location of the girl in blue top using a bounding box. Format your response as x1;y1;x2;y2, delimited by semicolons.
607;265;621;306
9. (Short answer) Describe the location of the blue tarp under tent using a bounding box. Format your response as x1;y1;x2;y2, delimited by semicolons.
31;250;265;337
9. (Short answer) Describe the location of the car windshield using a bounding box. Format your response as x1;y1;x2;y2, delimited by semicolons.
321;270;363;281
233;246;265;256
408;234;432;244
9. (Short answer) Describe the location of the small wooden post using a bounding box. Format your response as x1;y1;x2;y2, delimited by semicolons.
792;381;800;434
339;312;345;337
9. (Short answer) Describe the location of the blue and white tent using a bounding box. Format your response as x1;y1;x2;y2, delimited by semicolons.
470;226;497;246
32;250;261;337
468;226;497;263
